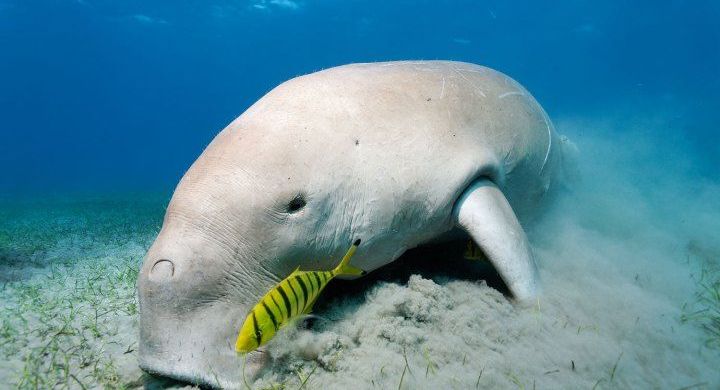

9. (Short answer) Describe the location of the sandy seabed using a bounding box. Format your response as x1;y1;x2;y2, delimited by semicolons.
1;109;718;389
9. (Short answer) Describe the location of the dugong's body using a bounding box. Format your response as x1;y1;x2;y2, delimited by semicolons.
138;61;572;388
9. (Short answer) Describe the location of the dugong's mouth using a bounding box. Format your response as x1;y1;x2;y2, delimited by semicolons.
137;282;258;389
139;358;215;388
139;345;269;389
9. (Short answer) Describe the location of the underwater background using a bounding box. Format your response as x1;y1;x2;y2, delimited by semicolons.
1;1;719;389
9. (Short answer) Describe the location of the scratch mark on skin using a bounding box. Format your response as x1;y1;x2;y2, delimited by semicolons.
498;91;525;99
440;76;445;99
539;111;552;174
453;67;486;97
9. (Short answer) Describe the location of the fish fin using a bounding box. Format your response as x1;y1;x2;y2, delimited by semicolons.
302;297;317;315
454;179;539;302
333;239;366;276
338;263;365;277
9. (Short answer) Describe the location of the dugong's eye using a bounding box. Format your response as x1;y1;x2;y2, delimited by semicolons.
286;194;307;213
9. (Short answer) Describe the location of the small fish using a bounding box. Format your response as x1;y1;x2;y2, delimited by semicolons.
464;239;486;261
235;239;364;353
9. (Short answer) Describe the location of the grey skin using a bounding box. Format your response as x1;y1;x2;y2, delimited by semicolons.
137;61;574;388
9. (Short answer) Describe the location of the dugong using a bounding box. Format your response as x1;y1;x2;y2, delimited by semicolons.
137;61;574;388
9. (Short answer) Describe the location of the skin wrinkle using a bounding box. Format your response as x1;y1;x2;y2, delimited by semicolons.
168;195;282;306
300;190;339;252
233;247;282;280
231;166;264;195
228;240;280;297
266;205;290;225
221;165;268;212
327;186;356;255
162;293;227;313
213;173;290;285
255;254;284;283
165;210;239;258
215;194;284;283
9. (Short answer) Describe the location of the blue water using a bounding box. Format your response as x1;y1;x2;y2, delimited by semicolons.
1;0;718;195
2;2;720;388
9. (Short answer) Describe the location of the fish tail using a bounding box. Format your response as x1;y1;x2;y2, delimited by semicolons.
333;238;365;276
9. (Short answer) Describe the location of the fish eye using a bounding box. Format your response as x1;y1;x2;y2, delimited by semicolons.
286;194;306;213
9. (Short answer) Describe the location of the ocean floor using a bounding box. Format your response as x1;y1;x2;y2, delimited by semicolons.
1;109;719;389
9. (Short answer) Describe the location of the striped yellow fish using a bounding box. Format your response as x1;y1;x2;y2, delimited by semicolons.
235;239;364;353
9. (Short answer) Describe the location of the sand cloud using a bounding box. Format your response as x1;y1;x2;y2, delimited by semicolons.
250;109;720;389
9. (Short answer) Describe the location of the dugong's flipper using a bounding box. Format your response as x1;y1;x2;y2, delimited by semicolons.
453;179;539;302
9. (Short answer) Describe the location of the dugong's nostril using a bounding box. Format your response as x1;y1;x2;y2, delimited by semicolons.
149;259;175;282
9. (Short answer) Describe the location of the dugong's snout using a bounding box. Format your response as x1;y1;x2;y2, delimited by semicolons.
137;232;271;388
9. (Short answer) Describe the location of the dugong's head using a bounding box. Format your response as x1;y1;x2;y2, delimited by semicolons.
136;74;382;388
